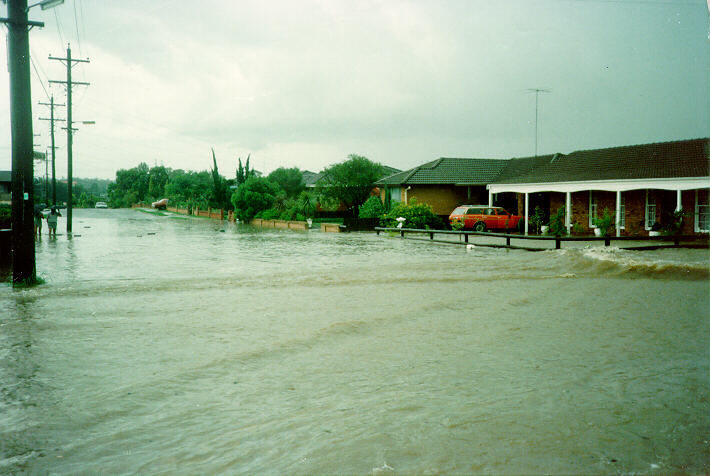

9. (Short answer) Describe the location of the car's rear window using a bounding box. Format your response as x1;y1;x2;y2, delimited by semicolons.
452;207;468;215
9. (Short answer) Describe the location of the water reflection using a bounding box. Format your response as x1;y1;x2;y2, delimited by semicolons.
0;293;44;472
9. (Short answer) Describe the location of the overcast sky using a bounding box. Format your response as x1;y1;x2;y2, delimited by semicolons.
1;0;709;180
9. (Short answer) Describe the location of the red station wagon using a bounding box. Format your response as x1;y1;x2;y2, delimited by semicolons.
449;205;523;232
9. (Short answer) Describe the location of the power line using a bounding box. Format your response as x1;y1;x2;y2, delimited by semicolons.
52;8;65;48
72;0;82;57
30;55;51;100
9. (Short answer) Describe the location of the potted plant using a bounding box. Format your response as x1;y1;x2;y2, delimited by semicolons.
530;206;547;234
593;208;615;237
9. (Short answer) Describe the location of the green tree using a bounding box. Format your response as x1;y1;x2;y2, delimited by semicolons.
148;165;169;199
108;162;149;207
164;169;213;210
210;149;229;209
267;167;304;197
316;154;385;214
231;176;281;221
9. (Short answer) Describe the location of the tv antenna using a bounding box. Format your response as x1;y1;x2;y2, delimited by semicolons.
526;88;551;156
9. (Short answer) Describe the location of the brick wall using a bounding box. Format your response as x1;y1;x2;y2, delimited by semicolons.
406;185;487;215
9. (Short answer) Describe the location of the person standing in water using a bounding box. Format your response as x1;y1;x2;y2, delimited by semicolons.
34;208;44;238
47;207;61;238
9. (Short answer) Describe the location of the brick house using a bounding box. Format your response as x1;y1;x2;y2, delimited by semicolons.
488;138;710;236
375;158;510;216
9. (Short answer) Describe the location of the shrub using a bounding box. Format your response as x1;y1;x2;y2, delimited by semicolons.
593;208;615;236
256;208;280;220
358;196;385;219
549;206;567;236
381;199;443;230
450;217;464;231
0;204;10;229
530;206;547;234
231;176;281;222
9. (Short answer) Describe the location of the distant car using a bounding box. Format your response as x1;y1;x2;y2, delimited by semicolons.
151;198;168;210
95;201;108;209
449;205;522;232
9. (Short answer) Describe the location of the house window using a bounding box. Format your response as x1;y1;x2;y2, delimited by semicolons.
588;191;598;228
696;189;710;233
388;187;402;203
645;190;656;230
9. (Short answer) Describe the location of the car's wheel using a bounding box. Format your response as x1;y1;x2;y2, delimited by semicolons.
474;221;486;232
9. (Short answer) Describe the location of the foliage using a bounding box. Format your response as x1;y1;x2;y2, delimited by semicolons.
76;192;101;208
148;165;169;199
163;169;213;210
548;206;568;237
0;204;10;229
236;154;255;186
358;196;385;219
593;208;615;237
268;167;304;198
381;199;443;230
210;149;230;209
450;217;464;231
256;208;281;220
530;206;547;234
297;191;316;218
231;176;281;222
108;162;150;207
315;154;385;214
659;209;686;235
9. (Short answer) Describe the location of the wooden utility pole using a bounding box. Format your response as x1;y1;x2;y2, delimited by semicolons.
39;95;65;206
49;45;89;233
1;0;44;284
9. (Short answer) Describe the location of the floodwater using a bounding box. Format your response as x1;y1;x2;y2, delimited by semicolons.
1;208;709;475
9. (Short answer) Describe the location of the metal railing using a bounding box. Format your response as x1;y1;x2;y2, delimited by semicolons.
374;227;709;251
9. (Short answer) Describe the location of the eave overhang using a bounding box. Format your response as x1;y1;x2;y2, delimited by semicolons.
488;177;710;194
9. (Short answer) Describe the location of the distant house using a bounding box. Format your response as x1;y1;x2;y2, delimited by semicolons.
489;138;710;236
0;170;10;204
375;158;510;215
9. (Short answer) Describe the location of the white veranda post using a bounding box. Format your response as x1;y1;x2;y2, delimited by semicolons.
615;191;621;237
524;193;529;235
565;192;571;234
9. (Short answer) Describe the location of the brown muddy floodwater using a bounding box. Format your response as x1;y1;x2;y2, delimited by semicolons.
1;208;709;474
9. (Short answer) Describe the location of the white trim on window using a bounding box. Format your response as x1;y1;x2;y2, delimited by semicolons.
695;189;710;233
589;190;598;228
645;189;656;230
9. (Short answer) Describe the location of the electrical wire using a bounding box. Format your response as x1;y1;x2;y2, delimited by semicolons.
30;55;51;100
53;8;65;48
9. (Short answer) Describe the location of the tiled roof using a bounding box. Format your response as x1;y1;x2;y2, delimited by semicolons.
377;158;508;185
493;138;709;184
